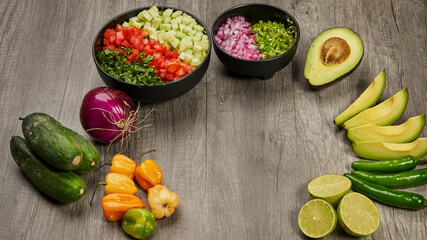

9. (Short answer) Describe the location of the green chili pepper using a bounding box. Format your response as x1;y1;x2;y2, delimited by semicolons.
251;18;297;60
344;173;427;210
122;208;155;239
352;169;427;188
351;156;427;173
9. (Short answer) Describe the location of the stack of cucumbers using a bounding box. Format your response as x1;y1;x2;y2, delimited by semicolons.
10;112;99;203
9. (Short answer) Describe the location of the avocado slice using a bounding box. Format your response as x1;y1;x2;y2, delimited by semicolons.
342;88;408;130
304;27;364;89
352;138;427;160
334;69;386;126
347;114;425;143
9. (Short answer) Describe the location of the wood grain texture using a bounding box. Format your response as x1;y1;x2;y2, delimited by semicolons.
0;0;426;239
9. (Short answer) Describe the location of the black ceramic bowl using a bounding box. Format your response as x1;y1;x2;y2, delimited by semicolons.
212;4;300;79
93;6;211;103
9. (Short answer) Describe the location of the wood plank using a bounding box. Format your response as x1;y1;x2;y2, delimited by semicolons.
0;0;425;239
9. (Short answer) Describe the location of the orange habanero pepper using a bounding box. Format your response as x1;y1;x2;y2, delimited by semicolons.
109;154;137;179
101;193;146;221
135;150;162;191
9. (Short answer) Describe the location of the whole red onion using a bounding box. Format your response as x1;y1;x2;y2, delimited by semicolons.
80;87;137;144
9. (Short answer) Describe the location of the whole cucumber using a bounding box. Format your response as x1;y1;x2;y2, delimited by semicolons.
21;112;82;171
10;136;87;203
68;128;100;174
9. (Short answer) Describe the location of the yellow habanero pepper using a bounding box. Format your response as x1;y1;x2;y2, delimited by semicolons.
135;150;162;191
104;172;137;195
90;173;137;206
109;154;137;179
147;185;179;219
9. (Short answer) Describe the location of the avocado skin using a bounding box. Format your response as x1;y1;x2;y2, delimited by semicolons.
304;27;364;89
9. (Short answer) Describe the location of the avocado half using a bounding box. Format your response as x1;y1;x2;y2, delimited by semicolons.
304;27;364;89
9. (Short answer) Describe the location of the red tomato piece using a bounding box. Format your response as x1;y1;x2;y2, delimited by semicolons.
140;29;149;38
116;31;125;42
142;38;149;46
167;63;179;73
174;68;185;77
166;74;175;81
103;38;110;45
115;24;123;32
104;29;116;38
121;40;130;48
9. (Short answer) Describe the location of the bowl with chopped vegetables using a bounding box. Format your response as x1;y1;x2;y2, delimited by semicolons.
93;6;211;103
212;3;299;79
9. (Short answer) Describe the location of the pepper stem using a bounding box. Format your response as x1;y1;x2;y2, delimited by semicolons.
96;163;112;171
416;157;427;164
90;182;107;206
137;149;156;164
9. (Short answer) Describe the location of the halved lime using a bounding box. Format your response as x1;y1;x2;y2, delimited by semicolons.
308;174;351;207
337;192;381;237
298;199;337;238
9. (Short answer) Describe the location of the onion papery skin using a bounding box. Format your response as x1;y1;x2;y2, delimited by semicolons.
80;87;136;144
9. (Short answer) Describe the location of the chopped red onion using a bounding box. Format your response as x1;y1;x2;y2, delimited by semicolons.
215;16;263;60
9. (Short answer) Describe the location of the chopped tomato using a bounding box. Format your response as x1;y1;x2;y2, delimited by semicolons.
115;24;123;32
101;25;194;82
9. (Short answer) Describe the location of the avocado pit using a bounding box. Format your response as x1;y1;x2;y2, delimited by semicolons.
321;37;351;66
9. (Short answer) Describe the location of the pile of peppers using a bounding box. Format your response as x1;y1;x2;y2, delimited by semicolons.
345;156;427;210
92;151;179;239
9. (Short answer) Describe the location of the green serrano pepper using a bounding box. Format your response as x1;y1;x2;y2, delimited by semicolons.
351;156;427;173
344;173;427;210
351;169;427;188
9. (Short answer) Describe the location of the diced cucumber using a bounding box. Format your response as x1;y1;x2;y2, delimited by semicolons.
193;49;203;60
201;35;209;41
181;15;193;25
171;19;179;30
146;27;156;34
171;10;183;18
152;17;162;29
129;17;143;29
138;10;153;22
179;23;186;31
165;30;176;40
191;58;202;67
160;23;172;31
183;25;193;34
158;32;166;44
147;5;159;18
184;53;193;64
185;49;193;55
149;31;158;40
163;8;173;17
175;16;183;24
122;21;130;27
194;25;205;32
163;16;171;24
168;36;180;49
201;42;209;52
143;22;151;30
193;43;202;52
176;31;188;40
188;30;196;36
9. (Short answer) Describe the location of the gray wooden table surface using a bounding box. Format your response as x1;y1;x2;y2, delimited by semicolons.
1;0;426;239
